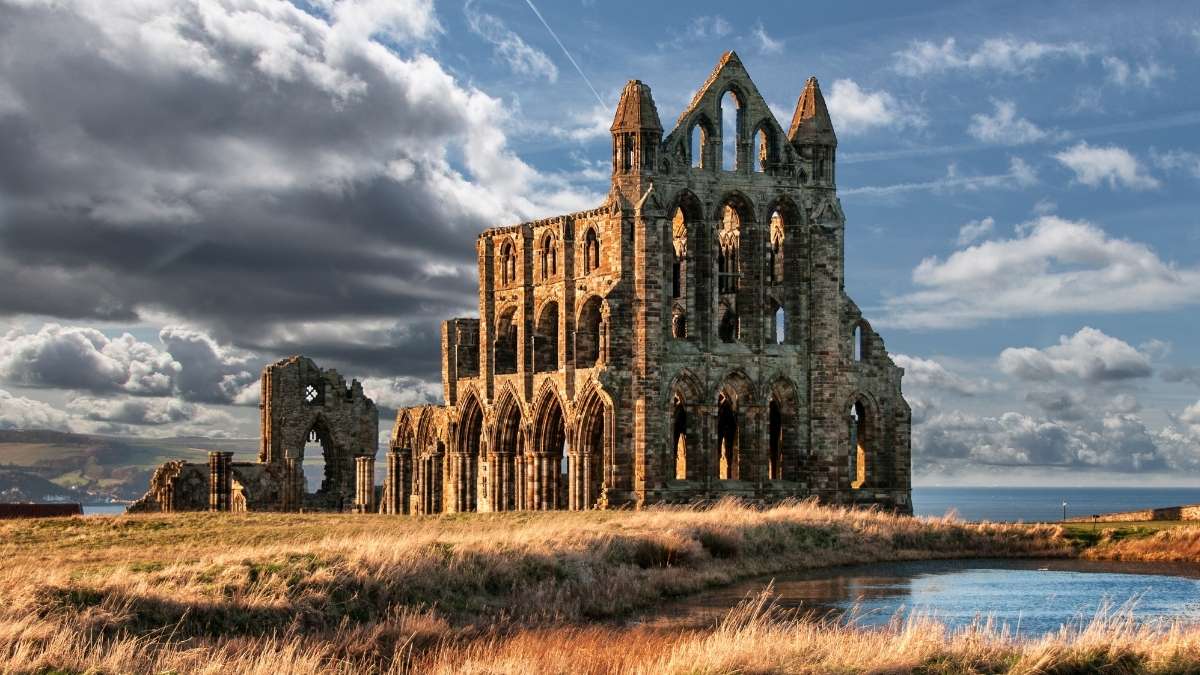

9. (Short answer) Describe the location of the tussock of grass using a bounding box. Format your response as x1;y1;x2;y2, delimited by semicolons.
0;499;1086;672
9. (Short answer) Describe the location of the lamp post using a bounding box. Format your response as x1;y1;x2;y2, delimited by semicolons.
1062;500;1068;522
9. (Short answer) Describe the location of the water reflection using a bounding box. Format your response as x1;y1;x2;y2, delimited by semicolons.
640;558;1200;636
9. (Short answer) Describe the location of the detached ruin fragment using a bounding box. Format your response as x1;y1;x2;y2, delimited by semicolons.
132;52;912;515
129;356;378;512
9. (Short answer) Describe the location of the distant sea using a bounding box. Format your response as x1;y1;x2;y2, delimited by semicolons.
914;486;1200;522
81;487;1200;521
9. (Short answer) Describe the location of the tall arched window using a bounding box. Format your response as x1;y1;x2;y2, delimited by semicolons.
768;210;784;285
690;124;704;168
768;399;782;479
583;228;600;273
499;241;515;285
539;234;557;279
718;204;740;293
850;400;867;488
755;128;769;173
720;90;740;171
672;395;687;480
853;323;864;362
774;305;786;344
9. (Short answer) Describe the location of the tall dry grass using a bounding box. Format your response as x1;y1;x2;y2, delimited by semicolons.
0;499;1079;672
1083;525;1200;562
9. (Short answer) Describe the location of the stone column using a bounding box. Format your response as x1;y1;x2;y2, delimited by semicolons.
281;456;302;512
354;454;375;513
381;448;408;514
208;451;233;512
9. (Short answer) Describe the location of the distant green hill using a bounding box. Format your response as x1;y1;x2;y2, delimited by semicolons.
0;429;257;503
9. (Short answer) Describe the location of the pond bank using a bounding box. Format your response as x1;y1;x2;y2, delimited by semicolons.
0;500;1195;672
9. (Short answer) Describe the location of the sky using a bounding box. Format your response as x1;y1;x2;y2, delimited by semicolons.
0;0;1198;486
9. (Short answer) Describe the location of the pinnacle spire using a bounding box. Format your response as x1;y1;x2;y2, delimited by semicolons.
788;76;837;146
610;80;662;133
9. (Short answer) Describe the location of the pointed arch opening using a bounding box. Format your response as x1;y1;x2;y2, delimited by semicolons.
583;227;600;274
768;209;784;285
494;306;518;375
772;301;786;345
495;395;524;511
576;387;611;509
853;323;864;362
498;239;516;286
716;393;738;480
754;127;771;173
533;301;559;372
720;90;741;171
576;296;604;368
672;394;688;480
535;393;568;510
850;400;868;489
538;233;558;280
768;378;800;481
690;124;705;168
300;417;339;508
456;394;483;512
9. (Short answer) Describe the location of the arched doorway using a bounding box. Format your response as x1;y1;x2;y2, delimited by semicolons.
456;395;483;512
767;378;799;481
575;388;610;509
716;393;738;480
300;416;345;510
494;395;524;510
535;393;568;510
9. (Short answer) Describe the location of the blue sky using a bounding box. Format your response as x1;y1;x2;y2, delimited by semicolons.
0;0;1197;485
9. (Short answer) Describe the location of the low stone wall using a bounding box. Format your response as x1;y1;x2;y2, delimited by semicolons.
1067;503;1200;523
0;503;82;518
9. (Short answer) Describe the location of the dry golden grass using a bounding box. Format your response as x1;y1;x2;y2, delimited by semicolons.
1082;525;1200;562
4;498;1178;673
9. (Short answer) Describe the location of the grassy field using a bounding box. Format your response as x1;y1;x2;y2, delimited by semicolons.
1;501;1197;673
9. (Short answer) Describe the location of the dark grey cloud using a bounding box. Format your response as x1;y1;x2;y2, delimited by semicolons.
68;396;193;426
1162;366;1200;386
0;0;595;379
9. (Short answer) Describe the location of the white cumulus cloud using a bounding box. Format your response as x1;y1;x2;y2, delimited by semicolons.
1054;142;1159;190
881;216;1200;329
998;327;1154;383
825;79;925;135
956;216;995;246
967;100;1050;144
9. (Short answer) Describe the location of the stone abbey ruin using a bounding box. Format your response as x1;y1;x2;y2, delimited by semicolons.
132;52;912;515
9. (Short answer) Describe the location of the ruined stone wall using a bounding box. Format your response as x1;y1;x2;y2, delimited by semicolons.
260;355;378;510
392;51;912;515
130;356;379;514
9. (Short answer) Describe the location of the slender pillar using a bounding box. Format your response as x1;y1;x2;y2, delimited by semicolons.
354;454;376;513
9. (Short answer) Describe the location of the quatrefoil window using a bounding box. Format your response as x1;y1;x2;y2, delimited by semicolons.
304;384;319;404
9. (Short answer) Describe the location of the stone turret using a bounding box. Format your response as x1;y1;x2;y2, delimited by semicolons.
611;79;662;182
788;76;837;187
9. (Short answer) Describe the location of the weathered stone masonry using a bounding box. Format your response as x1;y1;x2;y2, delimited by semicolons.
387;52;912;515
131;52;911;515
130;356;379;512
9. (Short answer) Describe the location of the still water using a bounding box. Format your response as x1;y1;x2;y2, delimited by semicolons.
914;486;1200;522
643;559;1200;636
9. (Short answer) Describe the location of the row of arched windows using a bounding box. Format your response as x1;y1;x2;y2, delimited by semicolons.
496;228;602;286
688;90;776;173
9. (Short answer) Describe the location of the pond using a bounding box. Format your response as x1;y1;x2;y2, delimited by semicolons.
640;558;1200;636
